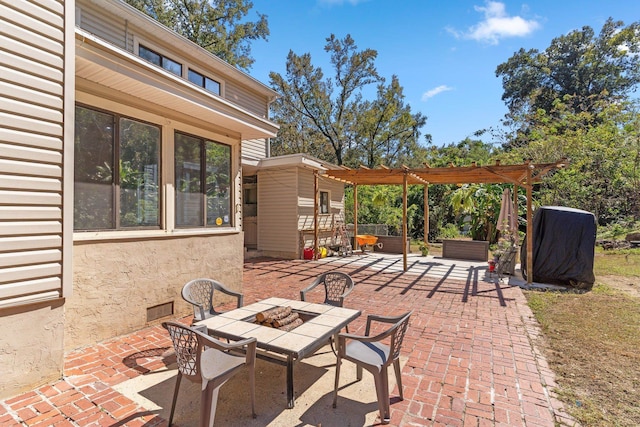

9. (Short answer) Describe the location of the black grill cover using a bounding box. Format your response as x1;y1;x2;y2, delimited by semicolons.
521;206;596;289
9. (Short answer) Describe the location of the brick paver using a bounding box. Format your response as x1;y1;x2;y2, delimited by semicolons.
0;256;576;426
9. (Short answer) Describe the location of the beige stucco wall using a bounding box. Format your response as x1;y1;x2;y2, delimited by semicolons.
0;300;65;399
65;234;243;351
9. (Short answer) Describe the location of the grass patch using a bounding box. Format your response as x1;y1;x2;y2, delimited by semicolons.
594;247;640;276
525;281;640;426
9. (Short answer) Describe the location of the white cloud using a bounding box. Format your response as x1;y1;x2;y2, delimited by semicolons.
453;1;540;45
422;85;453;101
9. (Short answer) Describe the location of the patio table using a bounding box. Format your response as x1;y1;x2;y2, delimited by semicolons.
194;297;360;408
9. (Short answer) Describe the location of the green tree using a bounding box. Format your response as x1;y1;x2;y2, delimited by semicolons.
496;18;640;147
269;34;427;167
350;76;428;168
124;0;268;70
449;184;506;243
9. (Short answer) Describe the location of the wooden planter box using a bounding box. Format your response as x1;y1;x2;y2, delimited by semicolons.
371;235;410;254
442;239;489;261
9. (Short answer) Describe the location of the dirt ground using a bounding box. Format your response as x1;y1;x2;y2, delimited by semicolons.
599;274;640;297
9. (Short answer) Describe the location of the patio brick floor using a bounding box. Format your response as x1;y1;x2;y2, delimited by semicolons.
0;256;577;426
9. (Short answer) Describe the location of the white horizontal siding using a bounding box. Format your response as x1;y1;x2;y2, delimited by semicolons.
0;0;65;306
0;249;62;268
225;81;268;118
0;206;62;220
0;49;64;82
0;236;62;252
77;3;129;50
241;138;267;161
0;34;64;70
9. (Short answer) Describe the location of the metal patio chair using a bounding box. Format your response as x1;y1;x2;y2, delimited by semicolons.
300;271;355;308
332;311;412;424
162;321;257;427
182;278;244;323
301;271;355;353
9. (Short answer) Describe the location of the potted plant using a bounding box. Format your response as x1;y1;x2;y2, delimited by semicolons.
419;242;430;257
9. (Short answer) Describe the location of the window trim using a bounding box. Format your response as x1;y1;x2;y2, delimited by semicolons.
138;44;183;77
133;36;226;98
319;190;330;215
73;92;242;242
188;67;223;96
74;103;163;232
174;130;233;229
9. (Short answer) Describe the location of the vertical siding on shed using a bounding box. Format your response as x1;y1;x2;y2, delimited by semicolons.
0;0;67;306
257;169;298;256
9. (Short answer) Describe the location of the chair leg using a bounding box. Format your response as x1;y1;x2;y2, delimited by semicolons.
393;358;404;400
332;356;342;408
168;371;182;427
372;369;389;424
200;382;221;427
356;365;363;381
380;366;391;423
249;362;256;418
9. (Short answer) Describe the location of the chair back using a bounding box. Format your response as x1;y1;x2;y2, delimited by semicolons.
182;279;214;320
322;272;354;307
388;311;412;363
162;321;201;381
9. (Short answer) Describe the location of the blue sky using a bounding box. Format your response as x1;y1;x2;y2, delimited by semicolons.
247;0;640;147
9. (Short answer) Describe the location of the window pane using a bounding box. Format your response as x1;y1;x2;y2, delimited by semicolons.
74;106;115;230
320;191;329;214
139;45;161;66
175;133;203;226
205;141;231;226
188;69;204;86
162;57;182;76
119;118;160;227
204;77;221;95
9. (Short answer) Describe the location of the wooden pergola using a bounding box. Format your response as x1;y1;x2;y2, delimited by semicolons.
313;159;567;284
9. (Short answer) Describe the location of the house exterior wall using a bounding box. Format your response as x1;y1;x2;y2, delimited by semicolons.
0;0;74;398
0;0;277;399
67;234;242;350
77;0;270;118
256;169;299;258
70;89;246;349
241;138;268;162
298;172;345;253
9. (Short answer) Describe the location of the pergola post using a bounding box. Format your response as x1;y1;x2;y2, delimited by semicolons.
526;165;533;284
353;184;358;252
313;171;319;261
403;172;408;271
424;185;429;246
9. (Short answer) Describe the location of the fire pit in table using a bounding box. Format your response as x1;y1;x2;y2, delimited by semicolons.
252;306;312;332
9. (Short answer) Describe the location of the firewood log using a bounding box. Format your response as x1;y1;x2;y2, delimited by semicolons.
256;306;291;323
277;318;303;332
273;312;300;328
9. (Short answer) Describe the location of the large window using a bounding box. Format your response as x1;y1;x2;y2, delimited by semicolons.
175;132;231;227
139;45;182;76
74;105;161;230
